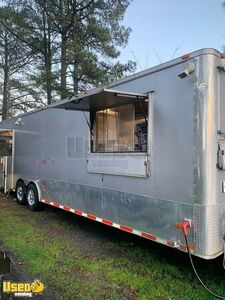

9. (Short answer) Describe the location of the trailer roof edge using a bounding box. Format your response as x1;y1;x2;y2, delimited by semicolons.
0;48;221;123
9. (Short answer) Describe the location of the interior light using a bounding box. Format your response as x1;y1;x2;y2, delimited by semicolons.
115;93;146;100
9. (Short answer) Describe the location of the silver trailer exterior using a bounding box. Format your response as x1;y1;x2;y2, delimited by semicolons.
0;48;225;259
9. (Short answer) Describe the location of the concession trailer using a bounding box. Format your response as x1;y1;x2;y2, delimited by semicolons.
0;48;225;259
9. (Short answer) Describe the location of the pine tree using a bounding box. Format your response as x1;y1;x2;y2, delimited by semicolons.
1;0;135;115
0;6;41;120
43;0;136;96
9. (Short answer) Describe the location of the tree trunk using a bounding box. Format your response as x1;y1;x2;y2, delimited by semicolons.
2;32;10;120
43;11;52;105
46;16;52;105
72;5;79;94
73;61;79;94
60;30;68;100
45;56;52;105
59;0;68;100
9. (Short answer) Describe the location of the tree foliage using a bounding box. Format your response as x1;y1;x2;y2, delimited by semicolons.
0;5;43;119
0;0;135;118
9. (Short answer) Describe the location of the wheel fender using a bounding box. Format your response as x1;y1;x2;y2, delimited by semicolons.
30;180;42;202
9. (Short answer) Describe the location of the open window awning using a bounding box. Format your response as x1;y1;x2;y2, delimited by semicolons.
53;88;149;112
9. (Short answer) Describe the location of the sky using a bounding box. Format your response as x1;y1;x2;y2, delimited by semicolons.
120;0;225;71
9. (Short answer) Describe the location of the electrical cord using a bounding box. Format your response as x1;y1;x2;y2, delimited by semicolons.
184;233;225;299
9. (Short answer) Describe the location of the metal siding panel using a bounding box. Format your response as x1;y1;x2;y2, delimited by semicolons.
39;179;193;243
5;53;225;258
110;62;194;204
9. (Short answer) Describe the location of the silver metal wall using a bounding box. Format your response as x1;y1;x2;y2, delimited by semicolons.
1;49;224;258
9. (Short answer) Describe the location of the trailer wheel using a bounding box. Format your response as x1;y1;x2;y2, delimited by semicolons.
26;183;41;211
16;181;26;205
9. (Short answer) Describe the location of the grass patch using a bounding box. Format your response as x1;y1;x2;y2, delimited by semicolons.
0;197;225;299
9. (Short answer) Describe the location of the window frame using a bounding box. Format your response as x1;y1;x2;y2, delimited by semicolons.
90;97;151;154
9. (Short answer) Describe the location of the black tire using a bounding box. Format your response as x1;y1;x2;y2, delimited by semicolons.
16;180;27;205
26;183;41;211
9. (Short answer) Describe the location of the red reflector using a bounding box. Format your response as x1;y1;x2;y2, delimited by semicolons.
181;54;190;60
87;214;96;220
141;232;156;241
120;225;133;233
54;203;60;207
102;219;113;226
63;206;70;211
188;243;194;250
74;209;82;215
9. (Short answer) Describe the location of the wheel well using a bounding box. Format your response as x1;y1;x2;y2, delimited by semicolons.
27;181;41;201
16;179;25;187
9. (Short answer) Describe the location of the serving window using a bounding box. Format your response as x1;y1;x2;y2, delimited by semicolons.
91;101;148;153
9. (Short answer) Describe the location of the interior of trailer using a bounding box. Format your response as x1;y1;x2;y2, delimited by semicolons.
55;88;150;154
